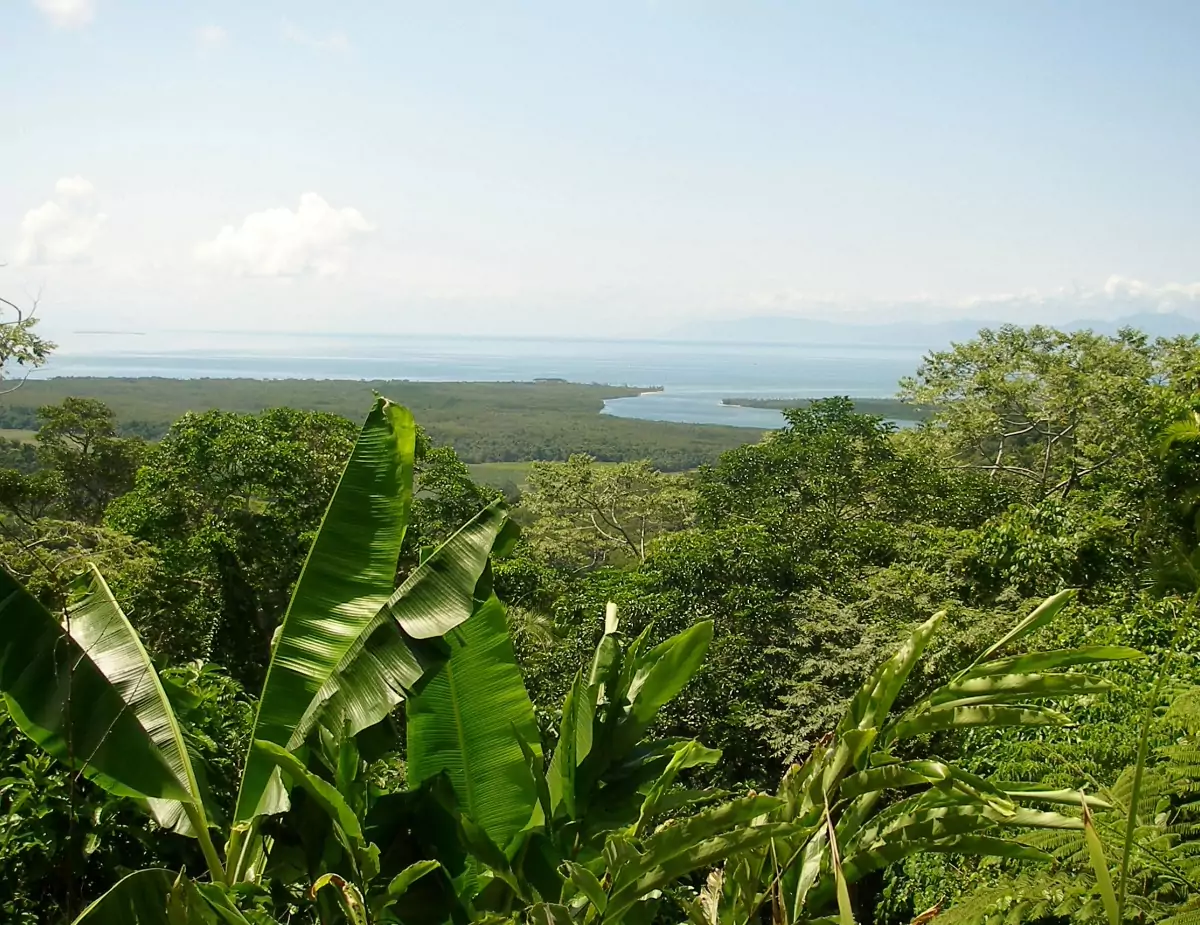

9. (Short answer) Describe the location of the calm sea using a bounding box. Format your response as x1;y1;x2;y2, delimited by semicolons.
38;331;930;430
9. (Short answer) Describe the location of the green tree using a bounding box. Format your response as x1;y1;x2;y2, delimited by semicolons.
698;398;907;525
106;407;359;680
522;455;695;569
0;288;54;391
33;398;146;523
0;434;38;473
901;326;1197;501
0;466;64;524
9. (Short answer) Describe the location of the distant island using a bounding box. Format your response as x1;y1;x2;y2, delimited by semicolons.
722;396;934;422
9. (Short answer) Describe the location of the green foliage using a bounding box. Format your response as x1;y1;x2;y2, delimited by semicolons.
0;566;219;862
522;455;695;568
901;325;1198;502
693;593;1139;925
926;683;1200;925
34;398;146;523
700;398;909;525
0;398;518;923
0;663;250;925
370;602;790;925
0;434;39;472
962;499;1136;598
105;406;358;682
0;398;144;526
0;288;54;388
7;321;1200;922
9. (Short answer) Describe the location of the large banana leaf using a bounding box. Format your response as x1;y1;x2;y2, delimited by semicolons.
387;500;519;639
288;501;516;746
235;398;417;823
406;594;542;851
69;869;224;925
0;565;209;838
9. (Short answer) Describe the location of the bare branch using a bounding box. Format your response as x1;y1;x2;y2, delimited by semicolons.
0;367;34;395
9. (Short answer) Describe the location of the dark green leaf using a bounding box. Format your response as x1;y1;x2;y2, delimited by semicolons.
249;739;363;843
406;595;542;852
70;869;180;924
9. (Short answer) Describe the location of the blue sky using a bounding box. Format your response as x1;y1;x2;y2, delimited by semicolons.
3;1;1199;336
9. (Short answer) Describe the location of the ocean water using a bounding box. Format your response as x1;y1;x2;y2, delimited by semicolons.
39;331;930;429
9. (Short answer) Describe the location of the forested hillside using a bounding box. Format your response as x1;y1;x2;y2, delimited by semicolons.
3;324;1200;924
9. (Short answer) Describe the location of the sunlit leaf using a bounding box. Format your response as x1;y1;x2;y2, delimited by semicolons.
0;565;211;846
236;398;417;823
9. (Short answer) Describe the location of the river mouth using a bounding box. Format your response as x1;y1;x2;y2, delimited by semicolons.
601;390;921;429
601;391;785;429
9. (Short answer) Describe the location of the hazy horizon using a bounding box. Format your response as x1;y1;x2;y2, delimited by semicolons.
4;2;1199;338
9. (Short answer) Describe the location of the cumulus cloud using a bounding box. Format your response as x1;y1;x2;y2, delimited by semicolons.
197;25;227;49
195;193;373;277
750;277;1200;324
33;0;94;29
953;277;1200;321
281;20;350;52
14;176;107;266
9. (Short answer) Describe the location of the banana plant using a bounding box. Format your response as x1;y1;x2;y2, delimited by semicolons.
359;602;800;925
686;590;1144;925
0;398;518;924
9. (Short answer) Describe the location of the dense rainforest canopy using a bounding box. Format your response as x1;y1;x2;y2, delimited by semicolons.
3;324;1200;925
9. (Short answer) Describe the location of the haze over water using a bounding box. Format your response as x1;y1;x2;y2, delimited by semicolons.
37;331;928;429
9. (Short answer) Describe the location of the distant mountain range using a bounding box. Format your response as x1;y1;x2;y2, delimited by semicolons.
675;312;1200;346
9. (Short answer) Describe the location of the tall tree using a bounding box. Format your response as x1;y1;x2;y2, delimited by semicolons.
0;285;54;392
522;455;694;569
34;397;145;523
697;397;987;533
901;325;1198;500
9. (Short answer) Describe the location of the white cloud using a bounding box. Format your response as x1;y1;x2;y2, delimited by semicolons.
281;20;350;52
195;193;374;277
197;25;228;49
33;0;94;29
14;176;107;266
747;277;1200;325
954;277;1200;321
